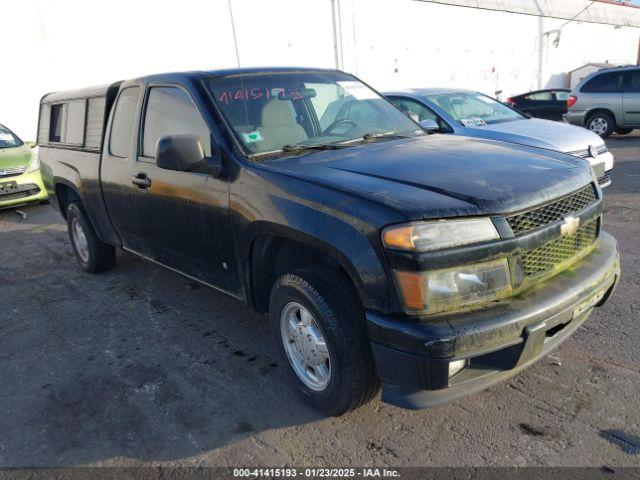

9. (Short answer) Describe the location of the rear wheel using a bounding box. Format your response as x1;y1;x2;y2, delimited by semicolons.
66;202;115;273
269;266;379;416
586;112;615;138
615;128;633;135
523;110;536;118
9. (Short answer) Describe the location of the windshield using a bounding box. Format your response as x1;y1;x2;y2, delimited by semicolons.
207;71;423;156
426;92;524;126
0;124;23;148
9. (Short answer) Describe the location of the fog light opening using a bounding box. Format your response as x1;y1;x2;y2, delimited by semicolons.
448;358;468;378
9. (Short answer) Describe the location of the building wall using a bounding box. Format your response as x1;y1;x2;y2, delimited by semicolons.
1;0;638;140
337;0;639;95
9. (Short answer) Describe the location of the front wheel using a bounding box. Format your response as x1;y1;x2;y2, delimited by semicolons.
66;202;115;273
586;112;615;138
269;266;379;416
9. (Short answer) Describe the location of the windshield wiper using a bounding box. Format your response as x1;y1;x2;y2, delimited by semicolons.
362;131;412;141
281;142;349;153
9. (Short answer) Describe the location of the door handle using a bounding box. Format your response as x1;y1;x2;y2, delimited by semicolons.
131;172;152;189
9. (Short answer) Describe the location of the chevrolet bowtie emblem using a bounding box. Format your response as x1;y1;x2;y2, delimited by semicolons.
561;216;580;236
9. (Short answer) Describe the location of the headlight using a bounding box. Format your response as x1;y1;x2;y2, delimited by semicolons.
394;258;512;314
382;218;499;252
26;153;40;173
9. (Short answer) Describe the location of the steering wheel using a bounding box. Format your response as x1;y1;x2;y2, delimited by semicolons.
324;118;357;135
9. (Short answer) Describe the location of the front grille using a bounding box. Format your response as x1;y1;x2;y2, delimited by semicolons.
521;219;599;277
0;166;27;178
506;184;598;235
598;170;611;187
0;185;40;202
566;144;607;158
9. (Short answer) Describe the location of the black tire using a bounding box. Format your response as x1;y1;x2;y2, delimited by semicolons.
523;110;536;118
586;112;615;138
615;128;633;135
66;201;115;273
269;266;379;416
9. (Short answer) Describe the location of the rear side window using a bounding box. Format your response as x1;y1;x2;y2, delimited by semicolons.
624;71;640;93
142;86;211;158
582;72;623;93
555;91;570;101
109;87;140;157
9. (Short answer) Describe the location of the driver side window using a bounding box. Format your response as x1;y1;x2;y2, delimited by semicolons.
389;97;452;133
391;97;436;121
142;86;211;159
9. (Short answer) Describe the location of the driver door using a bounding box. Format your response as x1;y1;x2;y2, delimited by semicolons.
102;83;240;295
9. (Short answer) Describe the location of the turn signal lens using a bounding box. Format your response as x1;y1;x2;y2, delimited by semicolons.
382;225;416;251
394;271;425;311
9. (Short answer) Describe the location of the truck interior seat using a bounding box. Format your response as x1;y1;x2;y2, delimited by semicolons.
257;98;307;151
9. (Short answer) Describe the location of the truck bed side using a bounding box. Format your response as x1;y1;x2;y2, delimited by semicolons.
37;83;122;246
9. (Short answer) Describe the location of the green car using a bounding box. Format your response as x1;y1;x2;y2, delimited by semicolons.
0;123;47;208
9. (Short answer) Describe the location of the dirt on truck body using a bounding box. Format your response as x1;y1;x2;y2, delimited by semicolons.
38;67;620;415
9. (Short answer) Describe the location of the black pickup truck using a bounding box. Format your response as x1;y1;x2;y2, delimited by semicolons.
38;68;620;415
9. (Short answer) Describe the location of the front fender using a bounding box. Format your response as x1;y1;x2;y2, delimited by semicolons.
231;178;402;313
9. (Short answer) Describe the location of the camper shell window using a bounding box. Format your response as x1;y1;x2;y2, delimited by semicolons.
38;82;122;151
49;104;66;143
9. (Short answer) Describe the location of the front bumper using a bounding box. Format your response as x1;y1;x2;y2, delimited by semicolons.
367;231;620;409
0;169;48;208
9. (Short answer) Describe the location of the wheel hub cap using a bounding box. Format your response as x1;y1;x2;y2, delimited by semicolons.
71;218;89;263
280;302;331;391
590;118;608;135
292;325;322;365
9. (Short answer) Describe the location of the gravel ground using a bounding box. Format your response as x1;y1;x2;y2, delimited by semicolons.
0;133;638;468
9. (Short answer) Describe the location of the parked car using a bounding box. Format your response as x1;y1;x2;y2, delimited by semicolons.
565;65;639;138
39;68;619;415
0;123;47;209
506;88;571;121
385;88;614;187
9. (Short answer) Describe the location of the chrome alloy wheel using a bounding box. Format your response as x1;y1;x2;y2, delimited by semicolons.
71;217;90;263
280;302;331;391
589;117;609;136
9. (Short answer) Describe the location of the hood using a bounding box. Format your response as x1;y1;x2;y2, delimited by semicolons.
0;144;33;169
264;135;593;220
465;118;605;154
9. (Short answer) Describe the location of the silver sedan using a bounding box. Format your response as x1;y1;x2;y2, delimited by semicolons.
385;88;614;188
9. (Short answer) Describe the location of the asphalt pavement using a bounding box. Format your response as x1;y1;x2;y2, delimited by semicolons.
0;132;638;468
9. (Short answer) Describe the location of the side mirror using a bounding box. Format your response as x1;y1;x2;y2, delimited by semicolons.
25;141;36;148
156;134;207;173
419;119;439;131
